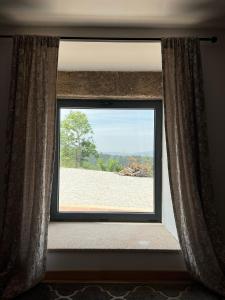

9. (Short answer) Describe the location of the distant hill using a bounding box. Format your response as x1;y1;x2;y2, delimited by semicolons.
87;152;153;169
103;151;154;157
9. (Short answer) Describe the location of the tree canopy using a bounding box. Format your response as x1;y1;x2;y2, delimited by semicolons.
60;111;98;167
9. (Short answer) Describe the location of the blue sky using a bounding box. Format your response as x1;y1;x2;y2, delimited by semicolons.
60;108;154;155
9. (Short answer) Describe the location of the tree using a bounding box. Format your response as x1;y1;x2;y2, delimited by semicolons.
60;111;98;167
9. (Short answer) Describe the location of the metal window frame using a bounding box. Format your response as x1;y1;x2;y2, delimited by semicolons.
51;99;162;222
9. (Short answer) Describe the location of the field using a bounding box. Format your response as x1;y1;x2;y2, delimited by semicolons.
59;168;154;212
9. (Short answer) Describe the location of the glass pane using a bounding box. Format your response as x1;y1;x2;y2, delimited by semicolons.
58;108;155;213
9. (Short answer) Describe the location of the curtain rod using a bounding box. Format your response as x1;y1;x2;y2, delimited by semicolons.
0;35;218;43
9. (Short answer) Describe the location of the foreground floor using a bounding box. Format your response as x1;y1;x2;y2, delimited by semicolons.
15;282;223;300
59;168;154;212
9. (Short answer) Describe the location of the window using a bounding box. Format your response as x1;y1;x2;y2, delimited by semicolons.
51;99;162;222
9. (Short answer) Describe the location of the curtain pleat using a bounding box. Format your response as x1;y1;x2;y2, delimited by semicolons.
162;37;225;296
0;35;59;299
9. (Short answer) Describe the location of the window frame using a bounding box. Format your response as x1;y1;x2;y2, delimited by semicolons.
51;99;162;222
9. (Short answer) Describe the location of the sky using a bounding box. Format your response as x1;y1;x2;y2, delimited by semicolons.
60;108;154;156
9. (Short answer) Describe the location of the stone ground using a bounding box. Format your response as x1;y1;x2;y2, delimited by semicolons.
59;168;154;212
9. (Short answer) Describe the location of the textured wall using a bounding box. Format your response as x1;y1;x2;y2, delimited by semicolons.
57;71;162;98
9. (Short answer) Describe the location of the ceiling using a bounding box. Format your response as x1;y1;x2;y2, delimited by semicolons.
58;41;162;71
0;0;225;28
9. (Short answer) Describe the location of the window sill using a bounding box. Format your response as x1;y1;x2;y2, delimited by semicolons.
48;222;180;252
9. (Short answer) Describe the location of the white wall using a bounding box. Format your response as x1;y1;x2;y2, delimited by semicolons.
58;41;162;71
47;251;185;271
162;120;178;239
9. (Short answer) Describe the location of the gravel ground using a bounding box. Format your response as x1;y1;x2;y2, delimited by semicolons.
59;168;154;212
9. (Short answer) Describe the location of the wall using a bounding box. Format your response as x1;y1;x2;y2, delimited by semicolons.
162;118;178;239
200;36;225;236
0;38;12;234
56;70;177;240
57;71;162;98
0;27;225;270
47;251;185;271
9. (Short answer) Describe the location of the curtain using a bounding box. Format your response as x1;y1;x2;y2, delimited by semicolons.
0;35;59;299
161;37;225;295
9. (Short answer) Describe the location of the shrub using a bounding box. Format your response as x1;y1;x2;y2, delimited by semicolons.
107;159;123;172
97;159;107;171
119;156;153;177
82;161;98;170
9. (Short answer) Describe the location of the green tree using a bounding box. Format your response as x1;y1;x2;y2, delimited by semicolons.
60;111;98;167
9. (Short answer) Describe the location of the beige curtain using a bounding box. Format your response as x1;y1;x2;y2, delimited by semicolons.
162;37;225;295
0;35;59;299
